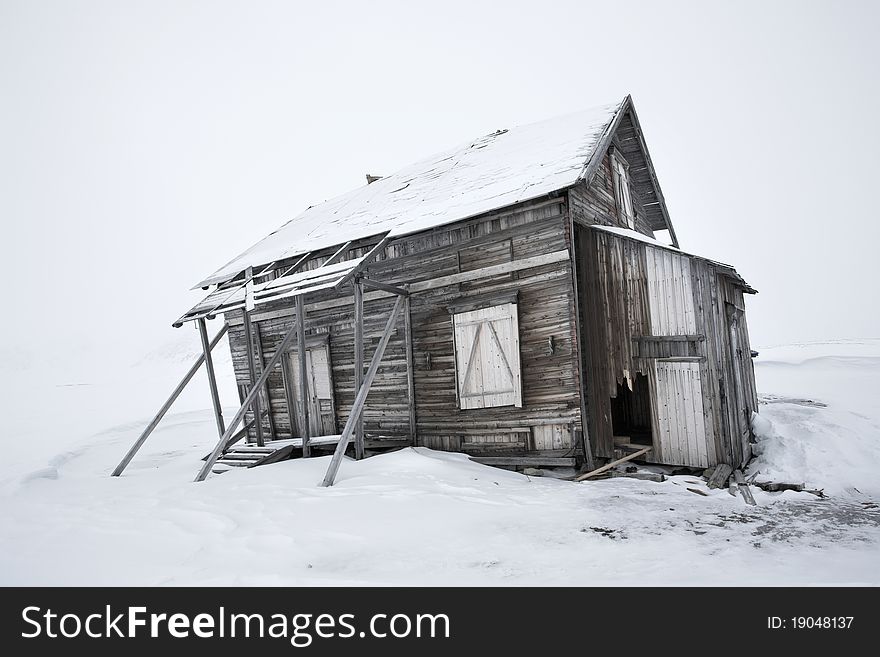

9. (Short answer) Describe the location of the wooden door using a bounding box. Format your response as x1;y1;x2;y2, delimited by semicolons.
652;360;710;468
286;341;337;437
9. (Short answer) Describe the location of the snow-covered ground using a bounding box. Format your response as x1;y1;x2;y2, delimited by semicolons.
0;336;878;586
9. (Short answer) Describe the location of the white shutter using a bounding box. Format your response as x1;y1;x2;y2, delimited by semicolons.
453;303;522;409
646;248;697;336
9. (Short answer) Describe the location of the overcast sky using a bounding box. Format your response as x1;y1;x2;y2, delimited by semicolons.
2;0;878;374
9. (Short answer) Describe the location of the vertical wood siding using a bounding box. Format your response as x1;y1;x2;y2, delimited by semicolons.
571;181;756;468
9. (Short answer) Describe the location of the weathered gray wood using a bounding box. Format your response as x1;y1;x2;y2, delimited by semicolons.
750;481;804;493
232;248;572;326
173;261;276;327
113;323;229;476
733;469;757;506
242;306;264;447
687;487;709;497
471;456;576;467
277;251;313;278
251;322;277;442
574;446;652;481
409;250;569;293
353;278;365;460
322;240;352;267
728;476;738;496
333;236;390;291
295;294;311;457
200;411;266;460
566;208;595;471
321;295;405;487
360;278;409;297
198;318;226;440
195;319;301;482
404;293;417;446
706;463;733;489
608;470;665;482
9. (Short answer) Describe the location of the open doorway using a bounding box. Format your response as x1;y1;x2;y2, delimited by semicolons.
610;373;653;447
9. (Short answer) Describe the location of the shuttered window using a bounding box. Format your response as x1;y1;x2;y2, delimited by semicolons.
452;303;522;409
611;151;635;229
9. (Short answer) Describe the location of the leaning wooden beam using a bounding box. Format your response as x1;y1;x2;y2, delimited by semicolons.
360;278;409;297
242;312;264;447
353;278;365;460
574;446;652;481
113;323;229;476
198;318;226;439
295;294;311;457
252;322;277;442
322;240;353;268
321;295;405;487
403;293;417;446
276;251;313;279
195;320;301;482
733;469;757;506
200;410;267;460
333;236;390;291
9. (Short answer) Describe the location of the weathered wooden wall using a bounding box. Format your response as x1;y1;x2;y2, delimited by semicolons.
224;196;585;460
572;217;757;468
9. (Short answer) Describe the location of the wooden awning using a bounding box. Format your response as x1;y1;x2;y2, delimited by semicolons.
173;255;368;327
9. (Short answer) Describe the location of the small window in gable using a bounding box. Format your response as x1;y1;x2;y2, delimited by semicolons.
611;150;635;229
452;303;522;409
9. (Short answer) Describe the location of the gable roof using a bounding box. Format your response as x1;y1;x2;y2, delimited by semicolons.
195;95;668;288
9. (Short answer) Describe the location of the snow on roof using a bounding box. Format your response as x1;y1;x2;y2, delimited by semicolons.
590;224;756;293
195;99;626;288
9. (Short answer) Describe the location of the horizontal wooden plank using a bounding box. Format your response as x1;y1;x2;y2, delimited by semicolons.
471;456;577;466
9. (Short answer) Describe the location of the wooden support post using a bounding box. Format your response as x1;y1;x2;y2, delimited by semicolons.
252;322;277;443
321;295;405;487
242;266;264;447
113;324;229;476
198;318;226;439
404;292;417;446
296;294;311;458
195;320;301;481
353;278;365;460
242;309;264;447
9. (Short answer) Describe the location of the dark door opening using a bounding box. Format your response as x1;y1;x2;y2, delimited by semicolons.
610;373;653;447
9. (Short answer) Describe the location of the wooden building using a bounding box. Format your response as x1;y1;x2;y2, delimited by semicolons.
115;95;758;484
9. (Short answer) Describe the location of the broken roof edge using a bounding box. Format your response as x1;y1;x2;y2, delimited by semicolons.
589;224;757;294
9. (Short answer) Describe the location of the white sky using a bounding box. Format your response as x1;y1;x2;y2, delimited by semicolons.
2;0;878;374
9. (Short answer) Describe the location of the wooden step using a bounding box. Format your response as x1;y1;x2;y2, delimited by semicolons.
211;444;296;475
220;453;267;461
228;447;275;453
217;459;257;467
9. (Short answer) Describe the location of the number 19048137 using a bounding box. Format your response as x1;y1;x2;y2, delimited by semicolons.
768;617;854;629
